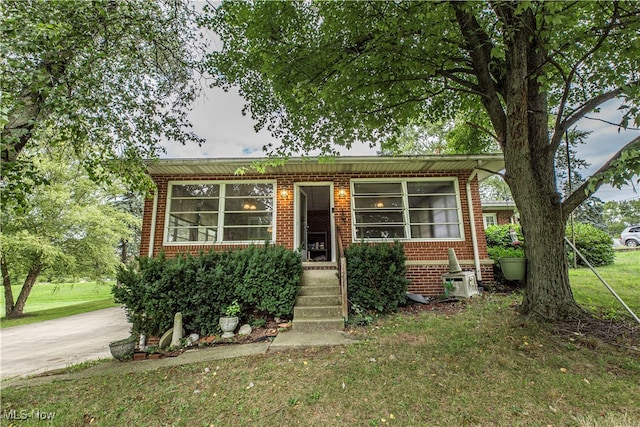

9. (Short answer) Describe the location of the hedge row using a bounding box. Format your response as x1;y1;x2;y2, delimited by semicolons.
485;223;614;267
345;242;409;313
113;245;302;336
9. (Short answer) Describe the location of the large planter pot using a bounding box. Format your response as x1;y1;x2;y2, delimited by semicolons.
109;336;137;361
499;258;527;281
219;316;239;338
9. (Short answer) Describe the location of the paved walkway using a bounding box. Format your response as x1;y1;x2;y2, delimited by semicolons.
0;307;131;380
1;307;359;389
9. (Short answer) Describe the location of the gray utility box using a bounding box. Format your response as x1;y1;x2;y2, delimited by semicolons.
442;271;478;298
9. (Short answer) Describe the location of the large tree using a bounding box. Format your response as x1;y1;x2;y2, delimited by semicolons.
1;149;139;318
203;1;640;321
0;0;204;207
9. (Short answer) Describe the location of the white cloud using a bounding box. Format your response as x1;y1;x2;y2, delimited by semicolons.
570;99;639;202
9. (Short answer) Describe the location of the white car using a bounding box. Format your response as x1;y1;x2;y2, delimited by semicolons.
620;225;640;247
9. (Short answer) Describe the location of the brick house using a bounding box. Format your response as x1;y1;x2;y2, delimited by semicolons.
140;155;504;297
481;201;519;228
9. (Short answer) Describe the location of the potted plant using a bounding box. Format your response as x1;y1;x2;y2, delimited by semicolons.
219;300;241;338
488;245;526;281
109;335;137;361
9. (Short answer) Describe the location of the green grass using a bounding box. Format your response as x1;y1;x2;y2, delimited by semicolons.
1;257;638;425
1;281;117;328
2;295;638;426
570;250;640;319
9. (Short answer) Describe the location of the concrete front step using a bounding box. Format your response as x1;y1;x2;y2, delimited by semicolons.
294;305;342;319
297;285;341;297
301;269;338;282
291;318;345;332
294;268;343;332
301;278;339;288
301;273;339;285
296;294;341;306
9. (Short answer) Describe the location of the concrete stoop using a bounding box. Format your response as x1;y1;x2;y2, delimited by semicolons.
269;331;360;350
292;267;345;333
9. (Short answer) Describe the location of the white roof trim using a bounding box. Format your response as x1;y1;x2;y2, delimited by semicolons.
146;155;505;181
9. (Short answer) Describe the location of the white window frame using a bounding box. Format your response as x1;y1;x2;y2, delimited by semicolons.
350;178;465;242
163;180;277;245
483;213;498;229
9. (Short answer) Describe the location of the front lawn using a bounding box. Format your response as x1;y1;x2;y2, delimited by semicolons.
570;250;639;319
0;281;117;328
2;294;638;426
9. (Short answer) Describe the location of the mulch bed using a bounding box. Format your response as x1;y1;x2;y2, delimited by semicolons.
399;297;469;316
135;297;638;360
134;319;284;360
552;317;639;351
399;296;639;351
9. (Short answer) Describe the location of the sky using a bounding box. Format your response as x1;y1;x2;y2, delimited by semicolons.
161;85;638;203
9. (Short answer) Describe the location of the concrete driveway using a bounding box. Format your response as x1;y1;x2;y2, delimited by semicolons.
0;306;130;379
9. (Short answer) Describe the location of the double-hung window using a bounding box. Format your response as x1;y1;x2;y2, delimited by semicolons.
166;181;274;244
351;179;463;241
483;213;497;229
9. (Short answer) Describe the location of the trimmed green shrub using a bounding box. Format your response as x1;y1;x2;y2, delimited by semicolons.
483;222;614;273
235;245;302;317
487;246;525;262
345;242;409;314
485;223;523;249
113;245;302;336
485;223;525;285
566;222;615;267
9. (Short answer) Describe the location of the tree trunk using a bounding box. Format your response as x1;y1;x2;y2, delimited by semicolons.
7;263;42;319
516;198;583;320
2;255;15;316
501;7;583;321
120;239;128;264
505;135;584;321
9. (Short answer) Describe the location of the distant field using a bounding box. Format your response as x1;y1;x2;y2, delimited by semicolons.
0;281;117;328
570;250;639;319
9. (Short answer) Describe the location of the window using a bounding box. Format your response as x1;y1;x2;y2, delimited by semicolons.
166;181;274;244
483;213;497;229
351;179;463;241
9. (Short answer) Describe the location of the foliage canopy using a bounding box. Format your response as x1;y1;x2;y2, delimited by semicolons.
204;1;640;321
1;0;205;207
1;150;139;318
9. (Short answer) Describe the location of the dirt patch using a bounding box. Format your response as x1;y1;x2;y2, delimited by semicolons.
400;297;640;352
399;298;469;316
134;319;283;360
552;317;639;351
218;319;281;345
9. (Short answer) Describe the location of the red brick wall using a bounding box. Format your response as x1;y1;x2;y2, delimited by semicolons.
497;210;515;225
405;264;493;295
139;170;492;295
484;209;517;225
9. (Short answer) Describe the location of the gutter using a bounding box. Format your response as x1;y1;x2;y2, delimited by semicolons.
147;188;159;258
466;166;483;287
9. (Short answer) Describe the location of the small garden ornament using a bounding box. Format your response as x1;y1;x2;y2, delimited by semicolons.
219;300;241;338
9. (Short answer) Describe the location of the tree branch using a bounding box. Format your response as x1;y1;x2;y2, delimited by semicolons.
451;2;507;147
550;86;626;151
464;121;498;141
562;135;640;214
583;115;640;131
551;2;621;149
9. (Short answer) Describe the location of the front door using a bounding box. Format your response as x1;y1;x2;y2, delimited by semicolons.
299;188;308;260
295;183;335;262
